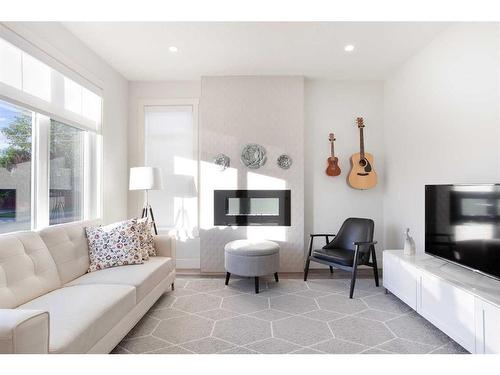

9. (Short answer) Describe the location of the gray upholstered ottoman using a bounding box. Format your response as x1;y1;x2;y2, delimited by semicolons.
224;239;280;293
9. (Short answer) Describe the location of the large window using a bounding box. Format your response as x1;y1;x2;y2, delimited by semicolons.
0;100;33;233
0;97;98;234
0;33;102;234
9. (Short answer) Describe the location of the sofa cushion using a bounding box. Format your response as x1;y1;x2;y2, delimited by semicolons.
86;219;144;272
38;220;99;284
18;284;135;354
0;231;61;308
66;257;174;302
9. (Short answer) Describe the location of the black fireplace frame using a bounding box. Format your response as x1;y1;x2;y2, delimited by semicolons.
214;189;291;226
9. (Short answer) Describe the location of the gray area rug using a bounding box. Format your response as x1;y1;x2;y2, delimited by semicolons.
112;276;468;354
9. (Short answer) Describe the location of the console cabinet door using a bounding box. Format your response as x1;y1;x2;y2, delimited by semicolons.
383;252;417;309
419;272;475;352
475;299;500;354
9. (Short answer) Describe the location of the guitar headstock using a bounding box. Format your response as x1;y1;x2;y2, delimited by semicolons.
328;133;336;142
356;117;365;128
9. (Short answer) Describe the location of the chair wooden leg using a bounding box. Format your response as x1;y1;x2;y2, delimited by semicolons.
255;277;259;294
349;263;358;299
274;272;279;282
303;258;311;281
329;266;334;274
371;246;379;287
225;272;231;286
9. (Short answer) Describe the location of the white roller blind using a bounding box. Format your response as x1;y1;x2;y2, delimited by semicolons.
0;35;102;133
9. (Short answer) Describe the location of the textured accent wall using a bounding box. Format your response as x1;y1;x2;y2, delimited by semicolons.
199;76;304;272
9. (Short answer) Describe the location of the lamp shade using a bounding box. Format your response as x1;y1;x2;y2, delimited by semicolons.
129;167;163;190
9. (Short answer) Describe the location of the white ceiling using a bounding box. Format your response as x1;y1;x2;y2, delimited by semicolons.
62;22;449;81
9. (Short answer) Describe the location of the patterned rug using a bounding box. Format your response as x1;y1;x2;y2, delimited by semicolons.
112;276;468;354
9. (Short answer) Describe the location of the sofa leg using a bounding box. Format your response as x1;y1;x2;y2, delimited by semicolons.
329;266;334;274
225;272;231;286
274;272;279;283
171;283;175;291
255;277;259;294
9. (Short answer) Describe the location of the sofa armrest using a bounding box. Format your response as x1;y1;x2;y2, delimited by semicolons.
0;309;49;353
154;234;175;260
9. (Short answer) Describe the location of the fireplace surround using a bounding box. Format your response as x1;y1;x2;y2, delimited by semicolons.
214;190;291;226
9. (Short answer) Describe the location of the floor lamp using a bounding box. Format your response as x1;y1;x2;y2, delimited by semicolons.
129;167;163;234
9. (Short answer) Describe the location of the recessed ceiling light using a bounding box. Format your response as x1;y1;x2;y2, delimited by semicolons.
169;46;178;53
344;44;355;52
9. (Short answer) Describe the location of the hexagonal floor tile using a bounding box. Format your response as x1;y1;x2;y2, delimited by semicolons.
377;338;436;354
363;294;412;314
153;315;213;344
307;279;349;293
301;309;344;322
353;309;399;322
148;308;187;320
185;279;226;292
120;336;170;353
245;338;302;354
221;294;269;313
171;293;222;313
273;316;332;346
219;346;259;354
316;293;367;314
180;337;236;354
270;294;318;314
430;341;468;354
195;308;240;321
266;279;309;293
311;338;368;354
328;316;394;346
125;315;160;338
248;309;292;322
213;316;272;345
386;313;451;346
290;347;324;354
227;278;267;293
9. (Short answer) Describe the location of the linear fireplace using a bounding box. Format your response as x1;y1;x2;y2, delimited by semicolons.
214;190;291;226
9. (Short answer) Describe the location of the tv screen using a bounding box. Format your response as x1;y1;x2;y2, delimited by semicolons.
425;184;500;279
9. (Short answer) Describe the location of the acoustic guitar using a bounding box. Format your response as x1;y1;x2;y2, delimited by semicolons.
348;117;377;189
326;133;341;176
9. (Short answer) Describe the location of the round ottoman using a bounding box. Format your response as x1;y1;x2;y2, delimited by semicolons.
224;239;280;294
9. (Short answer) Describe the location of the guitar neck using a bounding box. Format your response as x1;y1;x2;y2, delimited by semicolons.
331;139;335;157
359;127;365;159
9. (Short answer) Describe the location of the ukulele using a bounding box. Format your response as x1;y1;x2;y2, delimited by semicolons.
348;117;377;189
326;133;341;176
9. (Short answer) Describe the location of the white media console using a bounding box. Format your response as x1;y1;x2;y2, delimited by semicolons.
383;250;500;354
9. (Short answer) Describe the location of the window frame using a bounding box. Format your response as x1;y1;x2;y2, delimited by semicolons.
0;97;102;234
137;98;200;231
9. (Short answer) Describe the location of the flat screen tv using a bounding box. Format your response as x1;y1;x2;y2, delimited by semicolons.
425;184;500;280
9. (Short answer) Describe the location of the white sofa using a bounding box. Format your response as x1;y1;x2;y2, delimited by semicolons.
0;220;175;354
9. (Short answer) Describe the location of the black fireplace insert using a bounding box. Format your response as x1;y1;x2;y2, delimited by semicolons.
214;189;291;226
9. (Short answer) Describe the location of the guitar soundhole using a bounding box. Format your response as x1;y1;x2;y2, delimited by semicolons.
359;159;367;167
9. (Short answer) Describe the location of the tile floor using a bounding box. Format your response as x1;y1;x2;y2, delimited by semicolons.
112;276;468;354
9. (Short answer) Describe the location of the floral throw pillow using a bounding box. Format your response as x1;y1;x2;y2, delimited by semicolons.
85;219;143;272
136;218;156;258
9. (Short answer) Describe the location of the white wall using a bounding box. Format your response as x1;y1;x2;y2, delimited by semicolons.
383;23;500;251
5;22;129;224
199;76;305;272
305;80;385;264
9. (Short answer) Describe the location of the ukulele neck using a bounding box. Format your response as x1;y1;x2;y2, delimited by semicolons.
331;139;335;157
359;127;365;159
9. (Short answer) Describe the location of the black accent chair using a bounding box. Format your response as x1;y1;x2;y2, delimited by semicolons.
303;218;379;299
